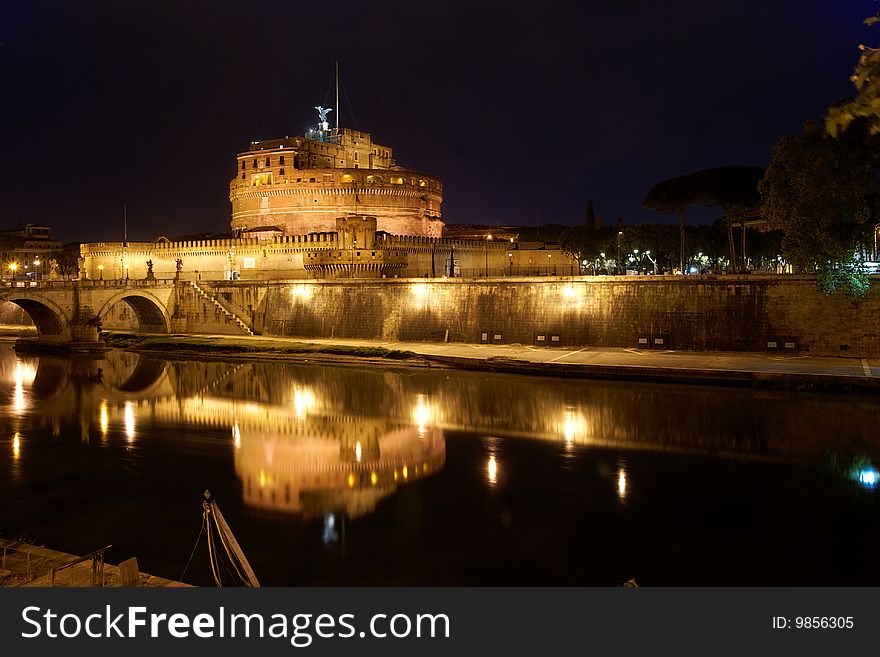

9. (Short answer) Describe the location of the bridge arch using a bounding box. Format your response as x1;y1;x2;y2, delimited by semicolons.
3;296;71;341
97;290;171;334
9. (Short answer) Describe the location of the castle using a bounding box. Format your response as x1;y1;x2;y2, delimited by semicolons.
230;124;443;239
80;109;577;281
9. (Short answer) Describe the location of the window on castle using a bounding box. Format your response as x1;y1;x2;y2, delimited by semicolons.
252;172;272;186
354;152;358;161
280;168;285;175
253;158;257;167
279;155;285;165
265;157;270;167
241;161;245;170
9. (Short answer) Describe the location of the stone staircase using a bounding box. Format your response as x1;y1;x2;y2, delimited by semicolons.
189;281;254;336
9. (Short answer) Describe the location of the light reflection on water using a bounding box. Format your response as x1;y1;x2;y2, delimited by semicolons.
1;345;880;585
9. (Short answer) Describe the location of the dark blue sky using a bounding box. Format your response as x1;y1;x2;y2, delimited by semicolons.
0;0;874;242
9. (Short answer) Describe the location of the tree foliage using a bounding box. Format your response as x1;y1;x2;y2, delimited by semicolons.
689;166;764;270
759;122;878;277
644;175;696;274
643;166;763;272
826;8;880;136
561;200;615;272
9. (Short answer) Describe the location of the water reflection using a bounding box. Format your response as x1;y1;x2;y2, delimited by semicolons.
1;345;880;523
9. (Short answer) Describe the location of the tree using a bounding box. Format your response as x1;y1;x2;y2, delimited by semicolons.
644;175;696;274
826;8;880;136
690;166;764;271
560;202;614;273
760;121;878;294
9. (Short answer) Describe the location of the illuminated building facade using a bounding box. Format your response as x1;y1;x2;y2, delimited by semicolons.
230;125;443;239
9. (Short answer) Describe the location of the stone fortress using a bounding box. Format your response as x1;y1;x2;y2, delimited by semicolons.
81;108;575;282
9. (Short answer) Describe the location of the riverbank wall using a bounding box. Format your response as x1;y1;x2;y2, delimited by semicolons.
196;275;880;358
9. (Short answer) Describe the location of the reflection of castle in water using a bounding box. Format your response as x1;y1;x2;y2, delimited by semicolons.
236;424;444;519
3;346;880;513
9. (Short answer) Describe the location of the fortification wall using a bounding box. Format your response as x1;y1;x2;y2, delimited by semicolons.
229;168;443;238
79;234;562;281
241;276;880;357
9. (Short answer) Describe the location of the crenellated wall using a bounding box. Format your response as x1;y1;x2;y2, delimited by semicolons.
79;231;554;281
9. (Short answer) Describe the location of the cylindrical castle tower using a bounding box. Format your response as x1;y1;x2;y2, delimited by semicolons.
229;127;443;238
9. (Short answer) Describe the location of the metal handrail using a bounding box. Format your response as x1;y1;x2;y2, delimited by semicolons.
50;545;112;587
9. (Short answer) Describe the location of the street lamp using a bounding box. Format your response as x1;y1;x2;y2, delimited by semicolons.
644;250;658;275
484;234;493;277
8;262;17;282
98;264;104;280
547;253;552;276
617;230;623;274
508;252;513;276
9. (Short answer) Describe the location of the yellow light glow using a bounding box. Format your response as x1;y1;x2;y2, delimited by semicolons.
347;473;356;487
12;361;36;387
617;469;627;499
412;395;432;431
410;283;429;297
99;400;109;436
402;465;408;480
12;432;20;459
370;472;378;486
562;409;586;443
393;470;398;481
233;423;241;448
487;455;498;485
259;470;266;488
12;361;35;413
562;285;577;298
124;401;135;441
291;284;313;300
355;441;362;462
292;386;315;419
7;263;17;272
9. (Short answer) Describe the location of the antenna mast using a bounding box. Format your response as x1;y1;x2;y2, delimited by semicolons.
335;61;339;130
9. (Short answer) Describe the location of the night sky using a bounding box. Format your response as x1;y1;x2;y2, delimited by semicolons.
0;1;873;243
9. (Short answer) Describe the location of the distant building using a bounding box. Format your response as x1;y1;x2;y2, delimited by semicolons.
0;223;63;279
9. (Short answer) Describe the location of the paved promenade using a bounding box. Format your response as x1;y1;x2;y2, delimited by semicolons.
218;334;880;391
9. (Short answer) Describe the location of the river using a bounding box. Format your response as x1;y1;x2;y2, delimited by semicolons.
1;343;879;585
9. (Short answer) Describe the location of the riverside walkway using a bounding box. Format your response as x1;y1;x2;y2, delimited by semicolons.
181;334;880;392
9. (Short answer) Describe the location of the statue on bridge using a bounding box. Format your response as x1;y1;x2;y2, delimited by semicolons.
48;258;60;281
174;258;183;281
77;255;87;281
145;259;155;281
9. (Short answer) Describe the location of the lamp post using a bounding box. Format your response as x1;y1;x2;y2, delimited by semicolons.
617;230;623;274
8;262;17;282
484;234;493;277
508;252;513;276
33;258;41;282
644;250;658;275
98;264;104;280
547;253;552;276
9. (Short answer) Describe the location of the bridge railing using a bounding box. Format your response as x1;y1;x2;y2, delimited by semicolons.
2;279;179;289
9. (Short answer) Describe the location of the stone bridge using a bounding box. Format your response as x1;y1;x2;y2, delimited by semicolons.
0;279;178;346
